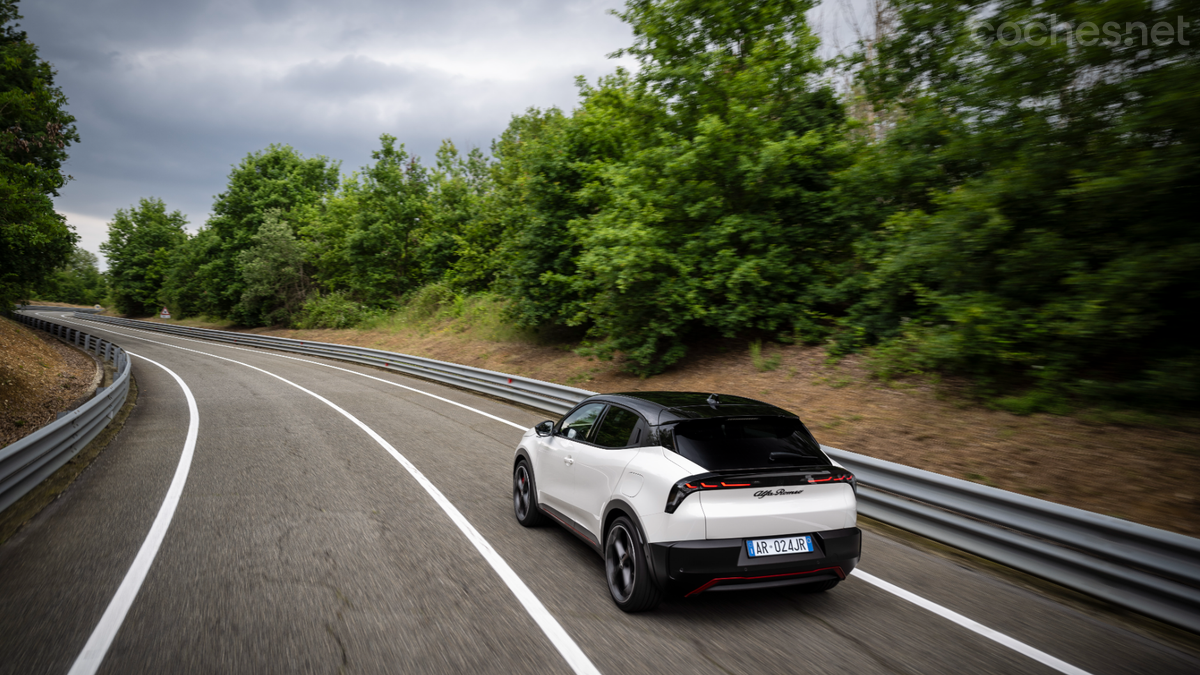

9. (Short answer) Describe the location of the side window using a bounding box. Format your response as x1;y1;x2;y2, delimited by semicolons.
592;406;642;448
558;403;606;441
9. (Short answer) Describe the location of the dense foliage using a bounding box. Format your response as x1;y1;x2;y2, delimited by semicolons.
109;0;1197;409
101;198;188;316
297;136;425;308
566;0;849;369
34;246;106;305
843;0;1200;405
0;0;79;310
203;144;340;324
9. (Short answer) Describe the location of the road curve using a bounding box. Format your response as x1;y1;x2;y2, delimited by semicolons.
0;310;1196;675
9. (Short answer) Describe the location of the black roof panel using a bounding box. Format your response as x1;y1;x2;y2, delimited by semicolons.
609;391;761;407
591;391;799;425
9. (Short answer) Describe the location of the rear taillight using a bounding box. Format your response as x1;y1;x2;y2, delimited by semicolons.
665;468;856;513
811;473;857;493
665;483;704;513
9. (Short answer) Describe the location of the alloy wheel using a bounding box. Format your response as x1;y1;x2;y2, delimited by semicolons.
514;465;533;520
606;523;636;603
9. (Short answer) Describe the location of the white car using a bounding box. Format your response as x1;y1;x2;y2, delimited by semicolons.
512;392;861;611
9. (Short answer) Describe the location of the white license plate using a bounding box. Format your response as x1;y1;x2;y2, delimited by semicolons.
746;535;813;557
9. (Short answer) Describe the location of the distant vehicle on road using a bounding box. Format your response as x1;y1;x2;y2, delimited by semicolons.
513;392;861;611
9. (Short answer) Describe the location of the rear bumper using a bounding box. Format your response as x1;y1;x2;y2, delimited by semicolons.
648;527;861;597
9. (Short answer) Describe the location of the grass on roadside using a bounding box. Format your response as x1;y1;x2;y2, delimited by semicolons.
358;285;543;345
749;340;781;372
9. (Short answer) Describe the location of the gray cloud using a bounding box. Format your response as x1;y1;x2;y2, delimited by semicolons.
275;55;424;98
22;0;862;268
18;0;636;268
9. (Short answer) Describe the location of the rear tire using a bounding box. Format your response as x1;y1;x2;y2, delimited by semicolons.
513;460;547;527
605;516;663;612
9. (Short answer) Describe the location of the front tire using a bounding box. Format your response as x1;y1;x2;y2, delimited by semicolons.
513;460;547;527
605;516;663;612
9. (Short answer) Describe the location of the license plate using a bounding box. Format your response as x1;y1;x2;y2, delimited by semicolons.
746;535;812;557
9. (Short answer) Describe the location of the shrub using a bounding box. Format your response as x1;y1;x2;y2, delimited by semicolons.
293;292;372;329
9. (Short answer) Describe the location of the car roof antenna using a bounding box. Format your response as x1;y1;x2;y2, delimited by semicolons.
707;393;720;407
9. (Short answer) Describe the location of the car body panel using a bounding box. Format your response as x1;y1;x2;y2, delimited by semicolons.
661;448;706;475
650;527;861;596
568;444;640;540
641;497;707;544
618;470;644;497
513;391;861;600
531;433;575;514
618;449;701;543
699;483;857;539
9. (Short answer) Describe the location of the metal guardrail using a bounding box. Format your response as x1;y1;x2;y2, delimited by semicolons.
823;447;1200;634
1;314;132;513
66;312;1200;633
70;313;592;415
15;306;103;314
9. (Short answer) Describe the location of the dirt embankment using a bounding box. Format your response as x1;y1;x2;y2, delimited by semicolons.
0;316;99;447
144;313;1200;537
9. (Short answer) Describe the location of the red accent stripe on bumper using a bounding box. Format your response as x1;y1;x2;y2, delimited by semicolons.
685;566;846;597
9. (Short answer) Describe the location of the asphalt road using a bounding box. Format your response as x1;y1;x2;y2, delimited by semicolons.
1;310;1197;674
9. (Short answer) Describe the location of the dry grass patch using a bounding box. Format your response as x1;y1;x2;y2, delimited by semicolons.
0;316;98;447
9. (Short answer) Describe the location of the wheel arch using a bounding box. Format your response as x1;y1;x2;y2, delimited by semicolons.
602;498;645;548
602;497;664;589
513;447;532;471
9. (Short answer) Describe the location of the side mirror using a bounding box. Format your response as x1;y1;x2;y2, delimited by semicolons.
534;420;555;437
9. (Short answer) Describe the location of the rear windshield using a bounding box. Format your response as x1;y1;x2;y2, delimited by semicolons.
672;417;826;471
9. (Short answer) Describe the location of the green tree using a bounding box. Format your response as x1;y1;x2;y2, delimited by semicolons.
160;227;221;320
846;0;1200;405
235;210;310;325
204;144;339;323
294;184;360;300
482;106;605;327
345;135;429;306
0;0;79;309
101;198;188;316
417;139;491;287
36;246;106;305
299;135;428;308
567;0;849;373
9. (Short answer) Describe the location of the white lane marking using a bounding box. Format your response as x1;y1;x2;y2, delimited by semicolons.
69;353;199;675
52;314;525;431
60;315;1094;675
54;320;600;675
851;570;1092;675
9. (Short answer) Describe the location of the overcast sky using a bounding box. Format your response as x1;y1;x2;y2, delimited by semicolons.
20;0;861;269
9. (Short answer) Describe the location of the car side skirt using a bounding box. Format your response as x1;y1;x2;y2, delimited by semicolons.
540;504;602;554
